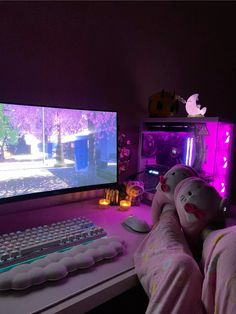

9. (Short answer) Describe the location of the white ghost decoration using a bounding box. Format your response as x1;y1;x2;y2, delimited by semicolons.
185;94;207;117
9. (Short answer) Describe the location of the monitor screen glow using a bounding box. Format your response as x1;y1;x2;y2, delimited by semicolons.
0;103;118;203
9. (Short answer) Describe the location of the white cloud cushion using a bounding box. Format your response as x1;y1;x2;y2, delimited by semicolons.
0;237;125;291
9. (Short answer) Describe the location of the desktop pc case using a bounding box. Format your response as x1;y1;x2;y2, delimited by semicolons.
138;117;235;202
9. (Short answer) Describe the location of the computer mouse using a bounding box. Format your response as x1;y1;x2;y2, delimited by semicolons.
122;216;151;233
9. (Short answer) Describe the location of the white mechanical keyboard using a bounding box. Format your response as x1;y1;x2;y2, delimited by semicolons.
0;217;107;272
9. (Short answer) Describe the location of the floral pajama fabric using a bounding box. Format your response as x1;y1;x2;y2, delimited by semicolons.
134;211;236;314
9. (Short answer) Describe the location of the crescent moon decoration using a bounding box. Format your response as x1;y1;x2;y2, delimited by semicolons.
185;94;207;117
176;94;207;117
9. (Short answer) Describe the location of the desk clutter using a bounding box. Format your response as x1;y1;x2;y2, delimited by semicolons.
0;237;125;291
100;181;144;210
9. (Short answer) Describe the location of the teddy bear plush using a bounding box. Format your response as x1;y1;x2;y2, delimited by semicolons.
151;164;199;224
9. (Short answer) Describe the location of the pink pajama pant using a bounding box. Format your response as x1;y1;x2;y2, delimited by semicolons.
134;211;236;314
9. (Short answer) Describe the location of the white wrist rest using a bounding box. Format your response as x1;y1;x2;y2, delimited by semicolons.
0;237;125;291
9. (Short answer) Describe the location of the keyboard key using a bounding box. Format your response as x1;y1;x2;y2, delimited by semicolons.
21;239;61;256
1;253;10;261
0;216;107;270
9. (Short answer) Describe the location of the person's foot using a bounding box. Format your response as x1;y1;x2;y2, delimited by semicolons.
161;203;176;215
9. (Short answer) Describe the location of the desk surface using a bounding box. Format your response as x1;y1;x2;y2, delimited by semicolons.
0;199;152;314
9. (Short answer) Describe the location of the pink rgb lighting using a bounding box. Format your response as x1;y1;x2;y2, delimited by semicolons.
185;137;193;166
202;122;233;196
141;120;233;199
186;123;230;195
212;122;233;196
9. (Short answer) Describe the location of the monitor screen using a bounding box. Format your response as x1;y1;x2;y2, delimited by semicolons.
0;102;118;204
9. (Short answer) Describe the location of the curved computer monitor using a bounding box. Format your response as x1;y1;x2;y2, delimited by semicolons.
0;102;118;205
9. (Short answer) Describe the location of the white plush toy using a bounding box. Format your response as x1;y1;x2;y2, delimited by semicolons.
151;164;227;243
174;177;227;242
151;164;199;224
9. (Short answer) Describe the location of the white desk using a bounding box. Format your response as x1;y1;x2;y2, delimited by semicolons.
0;199;151;314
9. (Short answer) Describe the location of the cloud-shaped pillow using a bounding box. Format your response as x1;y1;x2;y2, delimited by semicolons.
0;237;125;291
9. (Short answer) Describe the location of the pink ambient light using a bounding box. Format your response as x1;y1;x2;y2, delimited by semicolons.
185;137;194;166
225;131;230;143
187;122;232;197
141;119;234;199
223;157;228;169
210;122;233;196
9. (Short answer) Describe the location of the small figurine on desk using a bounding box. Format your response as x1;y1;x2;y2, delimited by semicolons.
125;181;144;206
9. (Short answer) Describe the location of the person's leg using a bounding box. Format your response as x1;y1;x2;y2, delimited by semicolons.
134;206;204;314
202;226;236;314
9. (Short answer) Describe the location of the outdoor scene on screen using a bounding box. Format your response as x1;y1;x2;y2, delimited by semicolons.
0;103;117;200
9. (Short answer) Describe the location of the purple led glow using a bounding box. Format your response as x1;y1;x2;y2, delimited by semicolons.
185;137;190;166
225;131;230;143
221;182;225;193
223;157;228;169
189;138;193;166
211;122;233;196
185;121;233;197
141;120;233;198
185;137;194;166
201;122;218;176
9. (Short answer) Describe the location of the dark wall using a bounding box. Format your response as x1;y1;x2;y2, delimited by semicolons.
0;1;236;196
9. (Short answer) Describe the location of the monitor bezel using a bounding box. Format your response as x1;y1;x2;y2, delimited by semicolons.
0;101;119;205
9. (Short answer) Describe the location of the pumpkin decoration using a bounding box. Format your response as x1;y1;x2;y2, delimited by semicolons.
148;90;179;117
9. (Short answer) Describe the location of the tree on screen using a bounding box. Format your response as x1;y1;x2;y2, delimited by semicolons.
4;104;116;166
42;108;116;167
45;109;116;166
0;104;18;160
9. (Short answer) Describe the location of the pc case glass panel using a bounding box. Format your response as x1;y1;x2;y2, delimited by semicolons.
139;119;234;198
